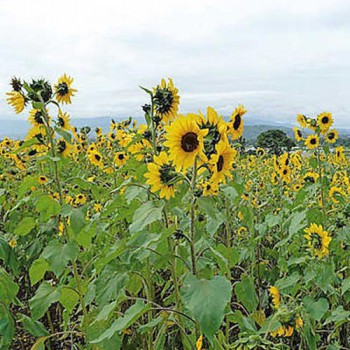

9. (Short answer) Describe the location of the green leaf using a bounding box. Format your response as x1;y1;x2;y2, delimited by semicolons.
29;282;61;320
92;300;149;343
70;208;86;235
36;195;61;221
303;296;329;321
0;267;19;305
95;301;118;322
234;276;258;313
59;287;79;314
20;314;48;337
129;201;164;234
41;240;78;276
0;307;15;349
29;258;49;286
181;275;232;344
54;127;72;143
14;217;36;236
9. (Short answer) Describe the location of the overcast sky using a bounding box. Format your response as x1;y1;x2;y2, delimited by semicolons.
1;0;350;126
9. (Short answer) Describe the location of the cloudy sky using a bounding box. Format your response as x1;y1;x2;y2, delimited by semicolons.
1;0;350;126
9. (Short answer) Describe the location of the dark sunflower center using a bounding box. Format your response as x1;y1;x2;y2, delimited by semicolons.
181;132;199;152
233;115;241;130
34;111;45;124
304;176;315;183
118;154;125;160
95;154;101;161
321;116;329;124
328;133;335;140
154;87;174;115
310;233;322;249
297;130;302;137
310;138;317;145
57;82;69;96
35;133;45;144
159;163;176;185
58;117;65;127
217;155;224;172
57;140;67;153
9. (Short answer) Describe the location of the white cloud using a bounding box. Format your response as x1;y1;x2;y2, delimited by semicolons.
0;0;349;126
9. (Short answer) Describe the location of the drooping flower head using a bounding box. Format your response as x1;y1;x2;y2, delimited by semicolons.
227;105;247;140
153;78;180;123
304;223;331;258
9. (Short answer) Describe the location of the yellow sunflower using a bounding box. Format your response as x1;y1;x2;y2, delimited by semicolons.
304;223;331;258
296;114;307;128
201;180;219;196
197;107;227;159
227;105;247;140
325;129;338;144
164;114;208;171
329;186;346;204
317;112;333;134
269;286;280;308
303;172;319;184
209;139;237;183
57;139;72;157
304;134;319;150
38;175;48;184
54;74;77;104
153;78;180;123
114;152;129;167
75;193;87;206
88;150;104;169
144;151;178;200
29;108;49;127
6;90;25;114
293;127;303;142
57;110;72;131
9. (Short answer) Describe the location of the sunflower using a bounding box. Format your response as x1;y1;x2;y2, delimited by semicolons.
280;166;291;183
201;180;219;196
256;148;266;157
237;226;247;236
57;110;72;130
196;335;203;350
6;91;25;114
317;112;333;134
209;139;237;183
304;134;319;150
29;109;49;127
297;114;307;128
227;105;247;140
38;175;48;184
144;152;177;200
196;107;227;159
269;286;280;308
293;127;303;142
57;139;71;157
114;152;129;167
304;223;331;258
153;78;180;123
329;186;346;204
303;172;319;184
88;150;104;168
164;114;207;171
75;193;87;206
325;129;338;144
54;74;77;104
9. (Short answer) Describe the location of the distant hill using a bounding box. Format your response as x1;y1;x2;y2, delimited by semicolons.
1;116;350;141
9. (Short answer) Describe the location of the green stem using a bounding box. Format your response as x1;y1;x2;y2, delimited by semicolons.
189;157;198;276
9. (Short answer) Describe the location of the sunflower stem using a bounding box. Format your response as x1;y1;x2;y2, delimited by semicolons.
189;157;198;276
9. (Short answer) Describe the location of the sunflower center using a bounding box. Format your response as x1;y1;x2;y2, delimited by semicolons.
328;133;335;140
34;111;45;124
57;140;67;153
118;154;125;160
57;82;69;96
159;163;176;185
233;115;241;130
321;116;329;124
217;155;224;172
154;87;174;115
95;154;101;161
58;117;65;127
310;233;322;249
181;132;199;152
310;138;317;145
304;176;315;183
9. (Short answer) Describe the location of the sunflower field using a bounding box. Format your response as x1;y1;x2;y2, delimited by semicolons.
1;76;350;350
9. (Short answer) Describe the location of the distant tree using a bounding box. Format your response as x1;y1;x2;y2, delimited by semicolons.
256;129;295;155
